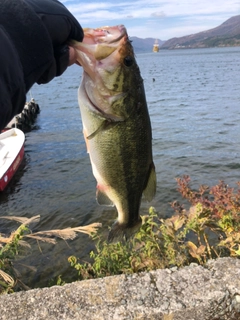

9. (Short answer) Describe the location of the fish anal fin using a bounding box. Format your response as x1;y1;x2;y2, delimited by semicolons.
96;187;114;206
143;163;157;202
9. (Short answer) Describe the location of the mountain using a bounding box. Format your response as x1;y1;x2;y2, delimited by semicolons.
130;37;165;53
161;15;240;49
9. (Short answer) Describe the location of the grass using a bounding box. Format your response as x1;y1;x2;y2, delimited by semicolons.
0;216;101;294
1;175;240;293
69;176;240;280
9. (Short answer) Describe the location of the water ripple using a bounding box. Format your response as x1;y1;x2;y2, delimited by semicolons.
1;47;240;287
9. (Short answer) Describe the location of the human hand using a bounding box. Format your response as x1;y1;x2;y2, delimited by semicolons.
68;47;78;66
25;0;83;81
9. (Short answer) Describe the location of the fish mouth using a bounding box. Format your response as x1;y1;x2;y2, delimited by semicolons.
72;25;128;72
107;25;127;44
75;25;130;120
87;25;127;45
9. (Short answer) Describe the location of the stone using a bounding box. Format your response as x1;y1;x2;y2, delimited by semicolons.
0;257;240;320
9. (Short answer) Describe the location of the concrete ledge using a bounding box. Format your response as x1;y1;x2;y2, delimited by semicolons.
1;257;240;319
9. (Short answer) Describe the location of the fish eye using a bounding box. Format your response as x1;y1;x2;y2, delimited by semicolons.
123;56;134;67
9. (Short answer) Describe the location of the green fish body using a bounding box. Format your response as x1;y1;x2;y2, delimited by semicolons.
73;25;156;241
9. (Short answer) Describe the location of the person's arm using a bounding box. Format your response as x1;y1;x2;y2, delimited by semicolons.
0;27;26;130
0;0;83;131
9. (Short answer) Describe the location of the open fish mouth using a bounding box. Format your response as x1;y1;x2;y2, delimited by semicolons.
71;25;128;63
98;25;127;44
82;25;127;46
72;25;131;119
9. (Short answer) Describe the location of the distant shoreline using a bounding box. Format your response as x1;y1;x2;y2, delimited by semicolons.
159;44;240;50
134;45;240;54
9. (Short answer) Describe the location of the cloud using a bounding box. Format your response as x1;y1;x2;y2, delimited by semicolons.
151;11;166;18
64;0;239;21
60;0;240;39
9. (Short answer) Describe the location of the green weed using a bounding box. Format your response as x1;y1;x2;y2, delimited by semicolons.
69;176;240;280
2;176;240;293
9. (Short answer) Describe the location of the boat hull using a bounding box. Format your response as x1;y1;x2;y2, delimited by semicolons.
0;128;25;191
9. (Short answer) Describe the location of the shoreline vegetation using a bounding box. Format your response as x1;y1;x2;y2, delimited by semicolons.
1;175;240;294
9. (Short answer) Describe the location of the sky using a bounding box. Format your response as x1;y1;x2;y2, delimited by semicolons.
60;0;240;40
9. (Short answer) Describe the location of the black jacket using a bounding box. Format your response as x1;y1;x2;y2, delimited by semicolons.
0;0;83;130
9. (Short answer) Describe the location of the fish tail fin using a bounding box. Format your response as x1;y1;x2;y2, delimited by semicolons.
108;218;142;242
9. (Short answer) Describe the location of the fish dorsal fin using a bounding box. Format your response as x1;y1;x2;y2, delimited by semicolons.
96;188;114;206
143;163;157;202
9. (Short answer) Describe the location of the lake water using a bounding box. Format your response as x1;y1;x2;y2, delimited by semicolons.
1;47;240;288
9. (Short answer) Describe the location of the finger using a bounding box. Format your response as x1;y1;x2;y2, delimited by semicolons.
68;46;77;66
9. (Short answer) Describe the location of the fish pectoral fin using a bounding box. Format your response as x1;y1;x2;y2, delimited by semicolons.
96;188;114;206
87;121;107;140
143;163;157;202
87;119;119;140
83;129;90;153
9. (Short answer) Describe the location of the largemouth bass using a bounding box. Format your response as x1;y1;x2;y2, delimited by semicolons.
72;25;156;241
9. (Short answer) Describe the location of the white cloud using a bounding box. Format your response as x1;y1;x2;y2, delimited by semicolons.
151;11;166;18
60;0;240;39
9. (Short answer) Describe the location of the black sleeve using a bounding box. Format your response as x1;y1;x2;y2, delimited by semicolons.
0;0;83;131
0;27;26;131
0;0;55;92
0;0;54;130
25;0;83;83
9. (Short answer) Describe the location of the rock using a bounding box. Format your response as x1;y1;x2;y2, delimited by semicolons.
0;257;240;320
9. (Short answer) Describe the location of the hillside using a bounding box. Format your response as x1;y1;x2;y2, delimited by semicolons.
130;37;164;53
161;15;240;49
